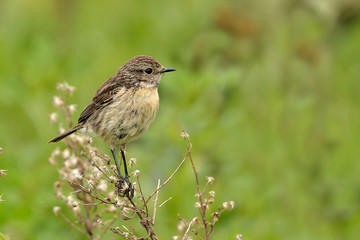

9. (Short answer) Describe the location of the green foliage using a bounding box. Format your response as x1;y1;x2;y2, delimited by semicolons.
1;0;360;239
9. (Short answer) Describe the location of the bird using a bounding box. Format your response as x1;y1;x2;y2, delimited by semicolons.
49;55;176;198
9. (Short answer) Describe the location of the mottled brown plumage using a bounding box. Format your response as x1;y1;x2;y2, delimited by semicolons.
49;55;175;198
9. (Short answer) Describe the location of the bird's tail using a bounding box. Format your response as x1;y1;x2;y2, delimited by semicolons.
48;124;83;143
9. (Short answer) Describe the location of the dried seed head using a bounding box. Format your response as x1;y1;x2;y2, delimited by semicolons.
56;83;64;90
72;206;81;215
222;201;229;209
67;104;77;114
206;176;215;184
194;202;201;209
109;176;117;183
0;147;2;154
209;190;215;197
62;149;70;159
97;179;108;192
180;131;189;138
54;181;62;190
172;236;179;240
48;112;58;124
64;82;75;95
0;169;7;177
53;206;61;216
236;234;243;240
53;96;64;107
133;170;140;178
177;221;186;232
128;158;137;168
72;201;78;208
228;201;235;210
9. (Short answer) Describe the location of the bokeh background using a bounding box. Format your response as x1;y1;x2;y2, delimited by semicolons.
1;0;360;239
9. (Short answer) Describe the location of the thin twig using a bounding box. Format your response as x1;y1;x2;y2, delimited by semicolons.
158;197;172;208
183;133;209;240
152;179;161;224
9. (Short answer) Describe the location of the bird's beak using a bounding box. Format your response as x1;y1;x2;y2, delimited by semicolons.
160;67;176;73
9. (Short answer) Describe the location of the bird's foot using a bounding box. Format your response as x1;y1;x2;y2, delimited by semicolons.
115;177;134;199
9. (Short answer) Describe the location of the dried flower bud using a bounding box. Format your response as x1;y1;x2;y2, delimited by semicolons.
180;131;189;138
109;176;117;183
53;96;64;107
72;206;81;215
62;149;70;159
172;236;179;240
192;217;200;226
56;83;64;90
97;179;108;192
194;202;201;209
209;190;215;197
67;104;77;114
72;201;78;207
128;158;137;168
64;82;75;95
206;176;214;184
0;169;7;177
48;112;58;124
133;170;140;178
54;181;62;190
236;234;243;240
0;194;4;202
177;221;186;232
0;147;2;154
228;201;235;210
53;206;61;216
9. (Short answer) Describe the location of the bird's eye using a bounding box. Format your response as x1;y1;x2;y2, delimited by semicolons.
145;68;153;74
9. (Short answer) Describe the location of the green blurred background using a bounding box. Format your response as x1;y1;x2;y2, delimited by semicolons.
1;0;360;239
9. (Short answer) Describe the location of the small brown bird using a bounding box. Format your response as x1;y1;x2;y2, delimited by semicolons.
49;55;175;197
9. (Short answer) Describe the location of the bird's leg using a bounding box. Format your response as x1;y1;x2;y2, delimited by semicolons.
120;149;129;180
110;144;133;199
110;146;123;179
119;145;134;199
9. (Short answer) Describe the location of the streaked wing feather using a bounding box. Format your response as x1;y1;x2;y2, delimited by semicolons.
78;76;124;123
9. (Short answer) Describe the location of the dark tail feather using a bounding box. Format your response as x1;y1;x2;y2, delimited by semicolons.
48;124;83;143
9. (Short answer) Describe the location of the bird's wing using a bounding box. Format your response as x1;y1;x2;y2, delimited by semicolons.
78;76;124;124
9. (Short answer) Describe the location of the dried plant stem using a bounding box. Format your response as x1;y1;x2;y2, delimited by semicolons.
183;132;209;240
128;198;158;240
152;179;161;224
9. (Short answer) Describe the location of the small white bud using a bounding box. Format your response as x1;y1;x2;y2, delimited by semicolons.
62;149;70;159
236;234;243;240
53;206;61;216
128;158;137;168
195;202;201;209
0;169;8;177
67;104;77;114
209;190;215;197
72;201;78;207
206;176;214;184
56;83;64;90
133;170;140;178
48;112;58;124
228;201;235;210
53;96;64;107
